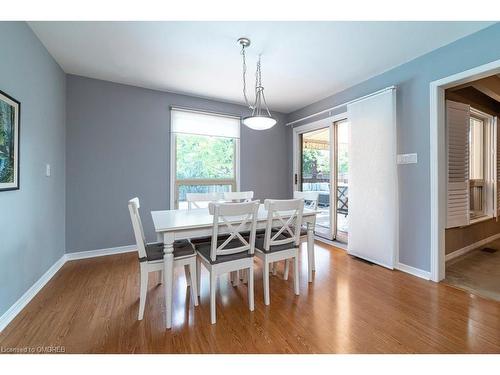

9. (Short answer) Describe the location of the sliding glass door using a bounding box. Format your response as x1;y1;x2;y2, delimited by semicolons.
294;119;349;242
300;127;332;238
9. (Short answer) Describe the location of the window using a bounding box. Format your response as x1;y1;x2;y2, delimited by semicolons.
468;108;494;220
446;100;498;229
170;108;240;209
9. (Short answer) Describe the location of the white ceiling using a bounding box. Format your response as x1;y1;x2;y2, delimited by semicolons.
29;21;495;113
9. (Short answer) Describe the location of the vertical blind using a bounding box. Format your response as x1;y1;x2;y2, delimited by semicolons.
347;88;398;269
171;108;241;138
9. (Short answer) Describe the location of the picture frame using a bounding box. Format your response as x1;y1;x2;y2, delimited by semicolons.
0;89;20;191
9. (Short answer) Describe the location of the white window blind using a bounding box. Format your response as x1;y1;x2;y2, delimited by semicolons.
347;88;398;269
171;108;240;138
446;100;470;228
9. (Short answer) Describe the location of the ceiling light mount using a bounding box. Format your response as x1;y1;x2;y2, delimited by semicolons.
237;37;251;48
237;37;277;131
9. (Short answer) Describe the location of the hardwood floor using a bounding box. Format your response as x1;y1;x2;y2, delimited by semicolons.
1;242;500;353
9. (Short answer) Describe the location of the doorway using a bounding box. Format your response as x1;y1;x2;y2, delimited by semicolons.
442;75;500;301
293;115;349;242
430;58;500;282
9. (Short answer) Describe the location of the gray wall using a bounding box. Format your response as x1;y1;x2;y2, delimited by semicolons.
0;22;66;316
287;23;500;272
66;75;290;253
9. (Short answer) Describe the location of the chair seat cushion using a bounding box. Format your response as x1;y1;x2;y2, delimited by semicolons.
144;240;195;262
255;234;298;253
271;227;307;236
190;233;231;245
195;239;253;264
237;229;266;238
189;236;212;245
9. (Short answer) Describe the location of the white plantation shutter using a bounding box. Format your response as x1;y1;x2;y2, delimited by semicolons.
446;100;470;228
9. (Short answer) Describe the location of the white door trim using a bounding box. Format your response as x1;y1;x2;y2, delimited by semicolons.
430;58;500;282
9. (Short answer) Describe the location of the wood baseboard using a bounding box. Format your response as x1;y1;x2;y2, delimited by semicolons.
445;232;500;262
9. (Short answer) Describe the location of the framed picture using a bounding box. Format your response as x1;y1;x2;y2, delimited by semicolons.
0;89;20;191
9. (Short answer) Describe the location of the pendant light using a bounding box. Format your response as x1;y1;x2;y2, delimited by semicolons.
238;37;277;130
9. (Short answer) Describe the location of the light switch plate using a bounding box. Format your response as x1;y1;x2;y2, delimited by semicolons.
397;153;418;164
46;164;51;177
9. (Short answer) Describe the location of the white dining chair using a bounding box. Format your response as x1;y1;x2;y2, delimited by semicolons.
186;192;225;245
186;192;221;209
293;191;319;211
128;197;198;320
194;201;259;324
223;191;255;283
255;198;304;305
282;191;319;280
269;191;319;278
223;191;254;202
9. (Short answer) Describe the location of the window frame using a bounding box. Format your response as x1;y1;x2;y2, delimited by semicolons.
469;107;495;222
170;116;240;210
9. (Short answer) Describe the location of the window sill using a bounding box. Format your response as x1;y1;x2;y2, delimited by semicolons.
469;215;493;225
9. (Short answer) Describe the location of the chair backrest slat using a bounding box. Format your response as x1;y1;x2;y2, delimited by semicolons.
223;191;254;203
208;201;259;262
263;199;304;251
128;197;147;259
186;192;221;210
293;191;319;210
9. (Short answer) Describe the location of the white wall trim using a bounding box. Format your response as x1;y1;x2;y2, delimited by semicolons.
396;262;431;281
430;57;500;283
0;254;66;332
0;244;137;333
65;244;136;261
445;232;500;262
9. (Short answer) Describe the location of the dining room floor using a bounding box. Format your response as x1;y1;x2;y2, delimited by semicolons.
1;242;499;353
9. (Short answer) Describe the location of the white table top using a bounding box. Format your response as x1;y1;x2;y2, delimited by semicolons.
151;204;317;232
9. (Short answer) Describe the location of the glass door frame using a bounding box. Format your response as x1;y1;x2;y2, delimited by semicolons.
333;119;349;243
292;112;348;242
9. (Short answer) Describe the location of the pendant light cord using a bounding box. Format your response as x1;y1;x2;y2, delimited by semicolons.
240;41;272;118
255;55;272;117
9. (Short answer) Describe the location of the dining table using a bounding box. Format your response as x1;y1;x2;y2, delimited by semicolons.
151;203;318;329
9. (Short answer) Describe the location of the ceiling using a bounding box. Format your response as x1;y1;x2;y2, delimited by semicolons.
29;21;495;113
450;74;500;103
